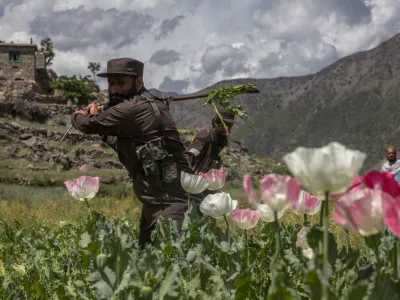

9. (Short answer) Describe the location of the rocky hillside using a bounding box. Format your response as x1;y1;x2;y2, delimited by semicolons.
0;103;283;188
3;33;398;179
162;33;400;173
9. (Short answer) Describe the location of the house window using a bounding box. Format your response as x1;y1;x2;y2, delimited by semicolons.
9;51;21;62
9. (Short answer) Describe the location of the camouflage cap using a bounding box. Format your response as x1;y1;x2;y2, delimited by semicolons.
97;57;144;77
214;109;237;124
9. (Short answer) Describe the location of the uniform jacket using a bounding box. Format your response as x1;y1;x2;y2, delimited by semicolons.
184;128;227;174
71;88;200;206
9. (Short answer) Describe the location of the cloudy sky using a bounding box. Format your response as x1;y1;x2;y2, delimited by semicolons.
1;0;399;93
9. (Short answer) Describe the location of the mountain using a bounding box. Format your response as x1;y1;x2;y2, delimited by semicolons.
157;32;400;173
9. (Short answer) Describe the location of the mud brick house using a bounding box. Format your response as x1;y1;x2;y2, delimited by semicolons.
0;42;51;93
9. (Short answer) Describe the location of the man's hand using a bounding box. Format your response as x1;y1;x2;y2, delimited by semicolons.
75;102;101;115
89;102;102;114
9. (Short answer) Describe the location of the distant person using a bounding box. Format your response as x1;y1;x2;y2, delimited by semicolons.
381;145;400;182
184;109;236;174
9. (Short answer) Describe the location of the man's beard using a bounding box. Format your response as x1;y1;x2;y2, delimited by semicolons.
388;156;397;163
108;85;139;107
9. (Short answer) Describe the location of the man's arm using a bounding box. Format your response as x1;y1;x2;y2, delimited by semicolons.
100;135;118;152
71;101;136;135
184;132;209;172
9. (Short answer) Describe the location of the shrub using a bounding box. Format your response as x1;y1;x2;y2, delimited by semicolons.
12;99;49;123
50;75;96;105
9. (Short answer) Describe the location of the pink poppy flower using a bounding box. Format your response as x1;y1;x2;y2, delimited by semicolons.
64;176;100;201
243;174;259;206
199;168;227;190
383;195;400;238
291;190;321;215
243;174;300;213
296;227;314;259
231;208;260;230
362;170;400;198
333;189;387;236
259;174;301;213
330;175;363;199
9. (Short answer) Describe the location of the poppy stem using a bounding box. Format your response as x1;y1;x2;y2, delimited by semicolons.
244;229;249;268
223;214;231;252
364;237;370;261
375;247;381;274
322;191;329;300
320;201;326;227
345;229;351;254
223;214;232;280
303;214;308;227
272;211;280;265
84;198;91;219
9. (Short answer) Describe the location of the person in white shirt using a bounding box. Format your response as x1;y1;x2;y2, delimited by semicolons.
381;146;400;179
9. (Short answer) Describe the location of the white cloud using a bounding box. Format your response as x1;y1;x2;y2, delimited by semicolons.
0;0;399;93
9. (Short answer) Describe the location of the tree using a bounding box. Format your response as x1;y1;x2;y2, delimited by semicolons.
50;75;96;105
38;37;55;66
87;62;101;82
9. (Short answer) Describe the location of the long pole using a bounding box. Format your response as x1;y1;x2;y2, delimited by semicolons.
169;86;260;101
58;87;260;144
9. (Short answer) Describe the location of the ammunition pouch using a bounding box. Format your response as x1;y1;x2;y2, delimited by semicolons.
136;137;178;187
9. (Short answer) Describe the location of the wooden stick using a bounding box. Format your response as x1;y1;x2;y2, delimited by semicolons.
169;87;260;101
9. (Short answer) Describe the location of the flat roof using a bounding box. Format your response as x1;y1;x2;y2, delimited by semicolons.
0;43;38;49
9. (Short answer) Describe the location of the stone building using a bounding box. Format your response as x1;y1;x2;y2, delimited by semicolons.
0;42;50;93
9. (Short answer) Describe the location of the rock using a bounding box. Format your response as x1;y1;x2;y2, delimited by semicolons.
10;122;21;129
79;164;99;172
37;129;47;136
93;162;102;169
100;176;115;184
19;133;33;140
35;151;44;157
43;143;53;151
0;132;11;140
22;136;37;147
91;143;102;148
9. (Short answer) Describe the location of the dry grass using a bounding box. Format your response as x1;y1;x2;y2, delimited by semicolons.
0;167;129;186
0;183;142;227
0;179;365;250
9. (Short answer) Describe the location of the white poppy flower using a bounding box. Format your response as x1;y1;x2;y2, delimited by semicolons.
282;142;367;199
200;192;238;219
256;203;285;223
64;176;100;201
181;171;209;194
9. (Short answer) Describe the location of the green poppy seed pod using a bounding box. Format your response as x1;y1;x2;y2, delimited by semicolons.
141;286;152;296
186;250;196;265
96;253;107;269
